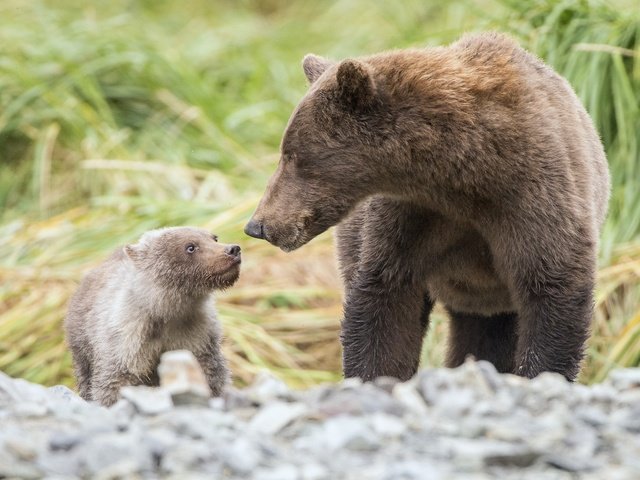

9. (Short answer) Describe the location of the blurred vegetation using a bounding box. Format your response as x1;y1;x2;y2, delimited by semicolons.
0;0;638;388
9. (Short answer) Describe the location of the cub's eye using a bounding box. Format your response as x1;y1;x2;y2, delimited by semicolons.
186;244;197;254
211;234;218;242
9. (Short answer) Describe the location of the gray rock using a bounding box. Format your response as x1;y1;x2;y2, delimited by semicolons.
529;372;571;399
575;405;609;427
608;368;640;391
253;464;299;480
244;371;291;404
314;382;401;417
373;376;401;393
392;380;428;416
249;401;308;435
369;412;407;437
440;437;540;469
5;436;39;461
158;350;211;407
74;432;153;476
221;437;263;475
49;432;84;452
1;360;640;479
120;386;173;415
321;415;379;451
110;397;137;425
47;385;84;405
0;455;43;479
545;453;598;473
381;460;450;480
12;401;49;417
0;371;50;405
92;459;145;480
160;441;220;475
299;462;330;480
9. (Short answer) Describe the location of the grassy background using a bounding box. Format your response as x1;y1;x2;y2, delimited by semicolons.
0;0;638;388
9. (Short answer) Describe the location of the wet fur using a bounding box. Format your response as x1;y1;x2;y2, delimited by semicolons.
247;33;610;381
65;227;237;406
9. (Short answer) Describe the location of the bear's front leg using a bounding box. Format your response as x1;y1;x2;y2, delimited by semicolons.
514;272;594;381
342;287;432;381
339;198;433;382
495;218;597;381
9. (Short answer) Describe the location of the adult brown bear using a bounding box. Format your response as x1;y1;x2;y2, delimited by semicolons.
245;33;610;382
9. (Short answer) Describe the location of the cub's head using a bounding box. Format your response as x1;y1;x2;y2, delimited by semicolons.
125;227;241;295
245;54;392;251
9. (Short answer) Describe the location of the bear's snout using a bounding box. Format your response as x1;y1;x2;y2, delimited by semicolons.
244;219;265;240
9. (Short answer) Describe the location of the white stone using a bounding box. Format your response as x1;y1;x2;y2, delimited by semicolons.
249;401;308;435
120;386;173;415
158;350;211;406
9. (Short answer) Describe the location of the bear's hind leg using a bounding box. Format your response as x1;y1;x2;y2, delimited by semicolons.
445;310;518;373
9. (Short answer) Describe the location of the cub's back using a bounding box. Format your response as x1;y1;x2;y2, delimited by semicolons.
64;248;128;346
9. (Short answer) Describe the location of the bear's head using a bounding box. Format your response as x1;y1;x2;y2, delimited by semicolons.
125;227;241;295
245;54;395;251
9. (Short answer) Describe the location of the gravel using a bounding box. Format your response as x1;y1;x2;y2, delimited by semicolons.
1;358;639;479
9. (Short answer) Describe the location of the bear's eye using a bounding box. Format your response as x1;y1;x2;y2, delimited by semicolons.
186;243;197;254
282;152;297;163
211;234;218;242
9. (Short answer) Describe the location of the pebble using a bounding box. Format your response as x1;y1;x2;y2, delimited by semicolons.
0;355;638;479
120;386;173;415
321;415;379;451
158;350;211;407
608;368;640;391
221;437;263;475
244;371;292;404
392;379;428;415
249;401;308;435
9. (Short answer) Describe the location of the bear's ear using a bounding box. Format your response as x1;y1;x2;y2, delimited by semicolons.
336;59;376;111
302;54;333;84
124;244;143;264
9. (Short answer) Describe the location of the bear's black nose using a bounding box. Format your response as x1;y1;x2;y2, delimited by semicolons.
244;219;264;240
225;245;241;257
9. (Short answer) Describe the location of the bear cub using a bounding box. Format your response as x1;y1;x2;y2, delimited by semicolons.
65;227;240;406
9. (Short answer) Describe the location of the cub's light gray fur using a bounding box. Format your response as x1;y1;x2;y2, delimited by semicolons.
65;227;241;406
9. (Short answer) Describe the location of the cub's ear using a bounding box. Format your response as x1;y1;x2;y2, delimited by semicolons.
124;244;143;263
302;54;333;84
336;59;376;111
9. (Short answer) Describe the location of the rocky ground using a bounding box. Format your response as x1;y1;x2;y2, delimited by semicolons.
1;355;639;480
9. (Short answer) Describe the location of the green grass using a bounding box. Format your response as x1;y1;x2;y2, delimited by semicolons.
487;0;640;381
0;0;638;388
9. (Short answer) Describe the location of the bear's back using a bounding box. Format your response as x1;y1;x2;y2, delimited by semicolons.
456;34;610;232
366;33;609;233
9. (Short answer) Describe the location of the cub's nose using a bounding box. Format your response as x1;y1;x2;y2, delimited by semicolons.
244;219;264;240
225;245;241;257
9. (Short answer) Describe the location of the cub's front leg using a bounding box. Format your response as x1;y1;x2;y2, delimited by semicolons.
194;329;230;397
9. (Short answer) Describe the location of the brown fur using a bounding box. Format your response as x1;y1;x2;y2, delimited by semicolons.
64;227;240;406
245;33;610;381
